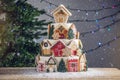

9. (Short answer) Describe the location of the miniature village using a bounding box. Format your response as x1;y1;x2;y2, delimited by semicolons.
35;5;87;72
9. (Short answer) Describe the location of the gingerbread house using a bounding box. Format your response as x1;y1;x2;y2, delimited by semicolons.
36;4;87;72
41;39;83;57
67;56;80;72
48;23;79;39
79;54;87;71
41;40;52;56
36;55;46;72
46;56;57;72
51;41;65;57
51;4;72;23
37;61;46;72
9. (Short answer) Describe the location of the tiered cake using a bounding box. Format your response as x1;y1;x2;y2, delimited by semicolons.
36;5;87;72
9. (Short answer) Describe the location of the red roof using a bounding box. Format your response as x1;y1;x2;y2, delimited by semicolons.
51;41;65;49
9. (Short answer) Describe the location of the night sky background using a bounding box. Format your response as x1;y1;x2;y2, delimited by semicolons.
27;0;120;68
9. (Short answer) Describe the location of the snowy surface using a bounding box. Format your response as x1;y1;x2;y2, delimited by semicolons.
0;67;120;79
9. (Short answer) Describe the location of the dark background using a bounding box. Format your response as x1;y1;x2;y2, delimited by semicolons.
27;0;120;68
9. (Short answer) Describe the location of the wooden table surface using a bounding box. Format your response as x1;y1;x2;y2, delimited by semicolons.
0;67;120;80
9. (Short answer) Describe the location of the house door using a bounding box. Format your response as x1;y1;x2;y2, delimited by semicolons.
52;41;65;57
54;48;63;56
71;63;77;72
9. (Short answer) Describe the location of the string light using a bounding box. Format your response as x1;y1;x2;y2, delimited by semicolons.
83;35;120;53
102;3;105;9
95;19;99;23
77;10;80;12
107;26;111;31
91;31;95;34
41;0;120;12
98;42;102;46
42;0;120;25
45;10;120;22
80;19;120;36
86;11;88;16
95;11;99;15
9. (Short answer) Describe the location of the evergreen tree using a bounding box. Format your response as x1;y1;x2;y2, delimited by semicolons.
48;25;54;39
68;28;74;39
0;0;50;67
57;58;67;72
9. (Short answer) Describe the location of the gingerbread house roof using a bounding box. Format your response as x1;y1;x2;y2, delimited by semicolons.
79;40;83;49
41;40;52;49
68;39;83;49
80;54;87;63
67;40;80;49
42;39;82;49
51;4;72;16
51;40;66;49
47;56;56;65
68;55;80;60
51;23;73;31
48;39;70;48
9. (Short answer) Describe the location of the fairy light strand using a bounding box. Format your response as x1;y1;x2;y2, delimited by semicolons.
83;35;120;53
69;10;120;22
41;0;120;12
44;10;120;22
80;19;120;36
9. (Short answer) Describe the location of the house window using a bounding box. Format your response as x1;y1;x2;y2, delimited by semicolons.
44;42;48;47
68;62;78;72
71;63;75;67
59;15;64;22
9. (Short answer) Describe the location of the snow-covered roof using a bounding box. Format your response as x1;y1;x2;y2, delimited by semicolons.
80;54;87;63
42;39;82;50
51;23;72;31
68;55;79;60
51;4;72;16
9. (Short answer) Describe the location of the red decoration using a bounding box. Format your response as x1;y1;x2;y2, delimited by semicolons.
72;50;77;55
51;41;65;57
59;33;65;39
68;59;79;72
37;63;45;72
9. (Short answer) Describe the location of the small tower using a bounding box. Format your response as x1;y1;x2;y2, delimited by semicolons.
51;4;72;23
